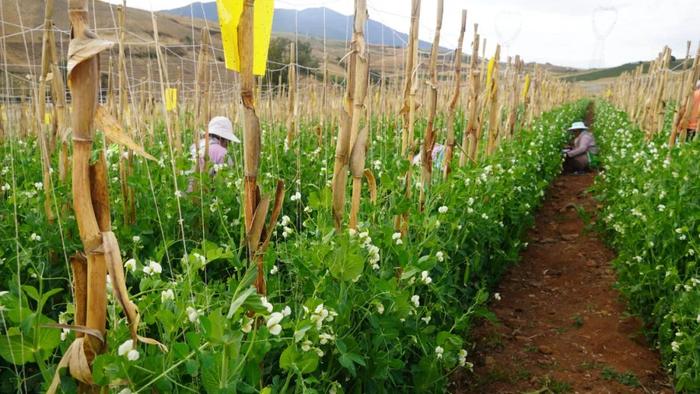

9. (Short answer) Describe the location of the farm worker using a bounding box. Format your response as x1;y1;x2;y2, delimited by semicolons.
190;116;240;173
687;80;700;142
187;116;240;192
562;121;598;173
412;143;445;169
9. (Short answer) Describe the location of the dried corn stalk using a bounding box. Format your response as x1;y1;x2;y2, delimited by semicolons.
239;0;286;295
419;0;443;210
49;2;163;391
348;0;370;230
461;25;481;165
443;10;466;178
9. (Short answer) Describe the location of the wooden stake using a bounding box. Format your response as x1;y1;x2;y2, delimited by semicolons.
420;0;443;210
443;9;466;178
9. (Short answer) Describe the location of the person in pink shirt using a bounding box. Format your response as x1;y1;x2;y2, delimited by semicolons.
188;116;240;191
191;116;240;172
562;121;598;173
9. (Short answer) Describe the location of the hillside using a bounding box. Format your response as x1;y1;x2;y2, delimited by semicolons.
561;59;687;82
165;3;436;50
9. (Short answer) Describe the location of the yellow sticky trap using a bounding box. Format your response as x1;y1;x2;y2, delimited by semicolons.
521;74;531;100
165;88;178;112
44;112;52;125
216;0;274;76
486;56;496;85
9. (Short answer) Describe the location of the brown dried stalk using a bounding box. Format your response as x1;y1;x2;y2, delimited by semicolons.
348;0;370;230
419;0;443;211
239;0;285;294
461;25;480;166
443;10;466;179
485;44;501;156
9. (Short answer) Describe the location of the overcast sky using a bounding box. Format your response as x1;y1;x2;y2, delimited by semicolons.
107;0;700;69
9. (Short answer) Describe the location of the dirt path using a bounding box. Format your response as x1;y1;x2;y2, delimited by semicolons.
454;173;672;393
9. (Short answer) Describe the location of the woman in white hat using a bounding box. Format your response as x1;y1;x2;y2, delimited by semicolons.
562;121;598;173
190;116;241;174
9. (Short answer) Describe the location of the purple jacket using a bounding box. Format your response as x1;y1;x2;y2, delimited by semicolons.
567;131;598;158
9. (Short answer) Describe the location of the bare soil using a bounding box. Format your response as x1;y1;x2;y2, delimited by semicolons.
452;172;672;394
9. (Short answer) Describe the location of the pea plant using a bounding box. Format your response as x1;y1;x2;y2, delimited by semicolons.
592;101;700;391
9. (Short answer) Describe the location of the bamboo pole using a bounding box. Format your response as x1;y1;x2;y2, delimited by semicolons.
395;0;420;234
38;0;58;223
485;44;501;156
67;0;112;372
443;10;466;178
239;0;285;296
348;0;369;230
117;2;136;226
461;25;480;166
285;42;297;149
420;0;443;210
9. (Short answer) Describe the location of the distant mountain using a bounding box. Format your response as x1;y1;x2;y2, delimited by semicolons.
165;2;435;50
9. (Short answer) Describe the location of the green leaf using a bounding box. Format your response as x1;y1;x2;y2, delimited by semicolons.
329;240;364;282
20;285;40;303
279;345;319;374
0;334;33;365
226;286;256;319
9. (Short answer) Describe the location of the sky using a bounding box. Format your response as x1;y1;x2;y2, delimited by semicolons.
106;0;700;69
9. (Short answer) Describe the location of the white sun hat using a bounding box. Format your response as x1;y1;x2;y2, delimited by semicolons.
208;116;240;143
567;121;588;132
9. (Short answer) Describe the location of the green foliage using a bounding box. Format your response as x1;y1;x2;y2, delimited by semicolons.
0;99;587;392
592;101;700;391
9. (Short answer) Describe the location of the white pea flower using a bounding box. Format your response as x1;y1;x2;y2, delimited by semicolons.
30;233;41;242
241;317;253;333
143;260;162;276
118;388;133;394
411;295;420;308
34;182;43;190
434;346;444;359
270;265;279;275
315;348;324;357
421;315;431;324
494;293;502;301
260;297;274;313
290;191;302;202
420;271;432;285
124;258;136;273
671;341;680;352
132;235;141;243
266;312;284;336
376;302;385;315
301;340;313;352
186;306;202;323
127;349;140;361
118;339;135;357
319;333;335;345
458;349;468;367
436;251;444;262
282;306;292;317
174;190;183;198
1;183;10;192
161;289;175;303
438;205;448;214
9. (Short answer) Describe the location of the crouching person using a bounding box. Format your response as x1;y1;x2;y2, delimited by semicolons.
562;121;599;174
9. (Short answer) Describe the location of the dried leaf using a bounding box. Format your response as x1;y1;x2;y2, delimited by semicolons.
95;105;155;161
47;338;93;394
67;33;113;78
363;169;377;203
103;231;166;352
41;324;104;343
